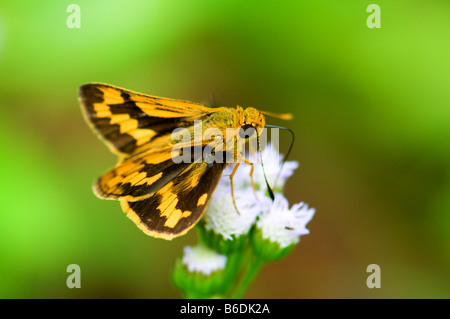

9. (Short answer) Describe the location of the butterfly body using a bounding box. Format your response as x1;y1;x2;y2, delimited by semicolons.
79;83;287;240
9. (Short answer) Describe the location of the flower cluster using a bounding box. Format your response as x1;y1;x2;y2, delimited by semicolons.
171;144;315;298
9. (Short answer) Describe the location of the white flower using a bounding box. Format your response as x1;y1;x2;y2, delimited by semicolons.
203;182;269;240
182;244;227;275
256;193;315;248
204;143;301;240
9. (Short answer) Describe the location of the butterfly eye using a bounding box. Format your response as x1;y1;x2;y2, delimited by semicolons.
239;124;256;139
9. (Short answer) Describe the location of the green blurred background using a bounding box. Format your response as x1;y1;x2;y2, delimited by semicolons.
1;0;449;298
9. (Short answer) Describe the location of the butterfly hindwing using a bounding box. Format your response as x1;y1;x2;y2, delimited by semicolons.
79;83;214;155
121;161;226;240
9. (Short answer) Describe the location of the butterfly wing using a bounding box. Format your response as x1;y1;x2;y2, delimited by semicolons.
121;161;227;240
79;83;217;156
94;148;191;201
80;83;232;239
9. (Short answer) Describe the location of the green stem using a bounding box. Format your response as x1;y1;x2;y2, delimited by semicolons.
232;255;265;299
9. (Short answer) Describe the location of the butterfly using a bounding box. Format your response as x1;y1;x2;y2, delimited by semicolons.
79;83;292;240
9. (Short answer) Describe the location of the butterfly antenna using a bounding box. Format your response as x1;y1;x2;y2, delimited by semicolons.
206;92;223;108
264;125;295;190
257;130;275;201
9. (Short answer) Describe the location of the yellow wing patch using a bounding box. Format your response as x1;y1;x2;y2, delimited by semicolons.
197;193;208;207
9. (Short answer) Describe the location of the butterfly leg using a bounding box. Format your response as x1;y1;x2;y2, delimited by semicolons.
245;158;258;200
236;154;258;200
229;162;241;215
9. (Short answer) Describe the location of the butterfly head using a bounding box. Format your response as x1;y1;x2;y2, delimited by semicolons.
242;107;266;130
241;106;293;130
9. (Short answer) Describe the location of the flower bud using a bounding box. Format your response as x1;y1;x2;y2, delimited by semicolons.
171;244;228;298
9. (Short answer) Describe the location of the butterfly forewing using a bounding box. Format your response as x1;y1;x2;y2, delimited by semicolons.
79;83;213;155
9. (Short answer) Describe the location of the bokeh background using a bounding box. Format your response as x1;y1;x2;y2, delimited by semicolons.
1;0;449;298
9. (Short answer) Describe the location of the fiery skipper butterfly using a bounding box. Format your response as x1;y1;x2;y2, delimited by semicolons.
79;83;291;240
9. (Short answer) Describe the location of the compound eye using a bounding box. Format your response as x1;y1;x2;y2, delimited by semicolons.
239;124;256;139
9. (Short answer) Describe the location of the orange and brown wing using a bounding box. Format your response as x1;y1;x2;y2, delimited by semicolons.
93;149;191;202
79;83;215;156
121;161;227;240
